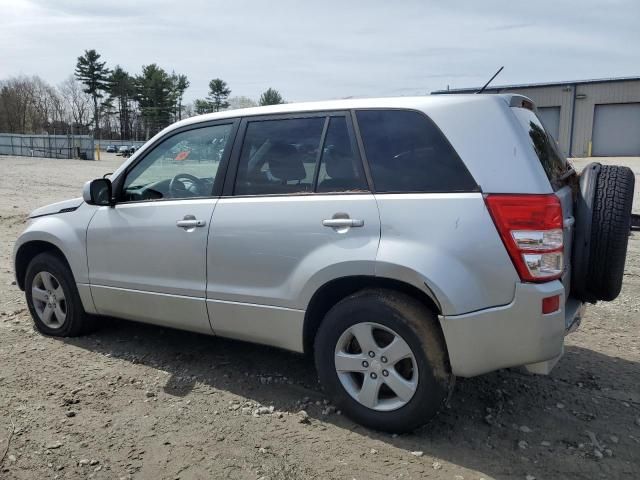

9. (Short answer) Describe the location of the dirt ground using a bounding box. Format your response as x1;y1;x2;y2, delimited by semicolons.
0;153;639;480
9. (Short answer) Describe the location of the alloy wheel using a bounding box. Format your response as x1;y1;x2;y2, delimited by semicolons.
31;271;67;329
334;322;418;411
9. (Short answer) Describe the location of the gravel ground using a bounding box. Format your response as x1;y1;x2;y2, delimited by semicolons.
0;153;639;480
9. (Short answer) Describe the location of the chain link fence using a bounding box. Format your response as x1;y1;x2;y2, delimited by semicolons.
97;139;146;151
0;133;95;160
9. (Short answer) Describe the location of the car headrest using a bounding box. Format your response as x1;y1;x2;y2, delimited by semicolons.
267;144;306;182
325;151;355;179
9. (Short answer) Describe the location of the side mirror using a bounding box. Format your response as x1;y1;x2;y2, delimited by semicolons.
83;178;113;206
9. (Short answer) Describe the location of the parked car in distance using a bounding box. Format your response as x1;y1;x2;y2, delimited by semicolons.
116;145;129;156
105;145;117;153
13;95;635;433
115;145;138;158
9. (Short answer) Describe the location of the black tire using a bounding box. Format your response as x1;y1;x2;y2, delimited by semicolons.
314;289;452;433
25;252;95;337
587;165;635;301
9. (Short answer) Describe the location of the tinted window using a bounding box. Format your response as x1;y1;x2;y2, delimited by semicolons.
356;109;476;193
316;117;367;193
122;124;232;201
512;107;570;190
234;117;324;195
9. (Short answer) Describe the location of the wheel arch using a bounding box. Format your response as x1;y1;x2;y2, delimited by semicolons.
14;240;72;291
303;275;444;355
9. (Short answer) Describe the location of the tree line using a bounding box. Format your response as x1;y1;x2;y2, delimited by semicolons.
0;49;285;140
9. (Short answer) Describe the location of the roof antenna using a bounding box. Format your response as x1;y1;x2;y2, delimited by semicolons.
476;66;504;94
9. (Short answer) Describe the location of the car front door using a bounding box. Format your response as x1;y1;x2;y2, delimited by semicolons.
206;112;381;351
87;121;237;334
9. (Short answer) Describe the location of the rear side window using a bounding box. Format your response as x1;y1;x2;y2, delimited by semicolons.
355;109;477;193
512;107;570;190
316;117;367;193
234;117;324;195
234;115;368;196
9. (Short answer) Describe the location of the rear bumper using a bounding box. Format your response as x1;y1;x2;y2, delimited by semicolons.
440;281;585;377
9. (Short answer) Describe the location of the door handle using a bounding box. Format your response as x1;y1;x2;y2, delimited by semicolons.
322;218;364;228
176;215;206;229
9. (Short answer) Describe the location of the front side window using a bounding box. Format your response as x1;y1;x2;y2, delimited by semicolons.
356;109;477;193
122;123;233;201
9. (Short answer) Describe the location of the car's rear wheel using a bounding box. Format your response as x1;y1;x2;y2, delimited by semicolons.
25;252;95;337
314;289;452;433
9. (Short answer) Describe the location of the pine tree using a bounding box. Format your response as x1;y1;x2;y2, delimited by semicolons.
207;78;231;112
259;88;285;106
135;64;174;138
74;49;110;137
194;99;213;115
172;73;190;120
108;66;135;139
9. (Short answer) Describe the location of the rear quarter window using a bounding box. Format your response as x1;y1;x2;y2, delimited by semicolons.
355;109;477;193
511;107;572;190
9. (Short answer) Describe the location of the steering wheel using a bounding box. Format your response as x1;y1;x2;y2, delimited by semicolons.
169;173;206;198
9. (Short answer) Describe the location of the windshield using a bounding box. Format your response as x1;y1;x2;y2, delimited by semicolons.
512;107;572;190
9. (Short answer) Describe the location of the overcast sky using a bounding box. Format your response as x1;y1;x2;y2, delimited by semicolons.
1;0;639;103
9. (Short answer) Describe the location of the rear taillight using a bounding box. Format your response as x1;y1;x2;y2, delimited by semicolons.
485;194;564;282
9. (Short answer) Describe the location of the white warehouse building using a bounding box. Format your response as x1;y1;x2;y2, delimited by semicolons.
432;77;640;157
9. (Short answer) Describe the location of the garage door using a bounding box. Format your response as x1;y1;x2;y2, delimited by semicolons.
537;106;561;142
592;103;640;156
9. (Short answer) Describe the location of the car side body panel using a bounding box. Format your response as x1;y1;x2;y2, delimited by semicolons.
90;285;212;335
206;195;380;307
374;193;519;316
423;95;553;195
13;203;98;314
86;199;218;335
206;194;381;350
206;300;305;351
29;197;84;218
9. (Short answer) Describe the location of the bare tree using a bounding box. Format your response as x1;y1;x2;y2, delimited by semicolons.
228;96;258;110
182;102;195;119
30;77;63;133
0;75;66;134
59;76;92;134
0;77;35;133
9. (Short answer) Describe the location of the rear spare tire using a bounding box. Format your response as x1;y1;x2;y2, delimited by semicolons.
573;164;635;302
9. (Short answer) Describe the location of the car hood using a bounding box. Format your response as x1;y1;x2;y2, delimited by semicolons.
29;197;84;218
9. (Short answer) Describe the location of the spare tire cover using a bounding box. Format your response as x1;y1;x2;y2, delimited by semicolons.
572;163;635;302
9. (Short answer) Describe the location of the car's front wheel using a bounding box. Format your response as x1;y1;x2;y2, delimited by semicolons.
314;289;452;433
25;252;95;337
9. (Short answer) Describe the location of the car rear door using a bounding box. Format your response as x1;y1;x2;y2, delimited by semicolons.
206;112;380;351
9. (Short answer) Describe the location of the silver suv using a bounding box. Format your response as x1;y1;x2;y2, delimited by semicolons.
13;95;635;432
